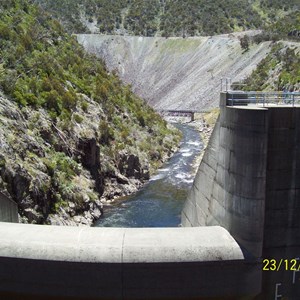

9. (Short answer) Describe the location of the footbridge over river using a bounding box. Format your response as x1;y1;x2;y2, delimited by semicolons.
1;92;300;300
159;109;210;122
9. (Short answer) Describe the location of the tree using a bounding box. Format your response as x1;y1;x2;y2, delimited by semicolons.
240;35;250;51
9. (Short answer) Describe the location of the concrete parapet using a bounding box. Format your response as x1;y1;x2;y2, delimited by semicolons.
0;223;243;263
0;222;262;299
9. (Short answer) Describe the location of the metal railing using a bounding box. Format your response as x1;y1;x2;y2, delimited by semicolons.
226;91;300;107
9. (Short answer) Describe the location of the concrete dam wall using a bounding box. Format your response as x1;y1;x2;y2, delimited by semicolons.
182;95;268;257
182;93;300;298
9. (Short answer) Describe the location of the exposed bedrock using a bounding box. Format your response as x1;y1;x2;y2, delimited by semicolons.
77;33;271;110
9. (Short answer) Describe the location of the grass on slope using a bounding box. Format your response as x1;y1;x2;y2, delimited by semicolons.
0;0;181;224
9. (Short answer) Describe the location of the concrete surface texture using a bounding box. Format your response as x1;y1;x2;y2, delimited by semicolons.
0;223;244;263
0;222;263;299
182;94;300;298
261;107;300;298
77;33;271;110
182;94;268;258
0;192;18;223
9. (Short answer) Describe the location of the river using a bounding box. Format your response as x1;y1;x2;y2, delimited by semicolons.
95;123;203;228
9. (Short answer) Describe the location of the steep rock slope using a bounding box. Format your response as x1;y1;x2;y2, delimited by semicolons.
77;33;272;109
0;0;180;225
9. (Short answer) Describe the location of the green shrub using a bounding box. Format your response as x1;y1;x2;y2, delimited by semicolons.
74;113;84;124
81;100;88;112
99;119;114;145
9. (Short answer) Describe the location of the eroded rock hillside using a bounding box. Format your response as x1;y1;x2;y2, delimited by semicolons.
77;33;273;109
0;0;181;225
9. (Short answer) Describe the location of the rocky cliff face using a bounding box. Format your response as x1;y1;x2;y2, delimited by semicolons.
77;32;272;110
0;1;181;226
0;89;179;226
0;92;99;225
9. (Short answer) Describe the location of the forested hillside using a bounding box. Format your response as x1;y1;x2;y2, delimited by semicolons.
35;0;299;37
235;42;300;92
0;0;180;225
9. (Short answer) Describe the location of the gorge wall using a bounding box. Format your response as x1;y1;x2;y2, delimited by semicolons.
77;33;271;110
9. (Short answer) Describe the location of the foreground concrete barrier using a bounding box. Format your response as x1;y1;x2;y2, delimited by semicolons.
0;222;261;299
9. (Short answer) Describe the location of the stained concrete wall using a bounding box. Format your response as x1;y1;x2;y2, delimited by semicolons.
0;223;261;300
182;94;300;298
182;93;268;258
264;107;300;252
0;192;18;223
260;107;300;299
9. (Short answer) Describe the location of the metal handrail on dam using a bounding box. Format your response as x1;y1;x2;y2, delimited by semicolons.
226;91;300;106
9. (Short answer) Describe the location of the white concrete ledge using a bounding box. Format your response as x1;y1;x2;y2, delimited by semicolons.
0;222;244;263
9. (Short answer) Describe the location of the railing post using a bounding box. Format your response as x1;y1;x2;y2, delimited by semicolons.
293;93;295;107
191;112;195;122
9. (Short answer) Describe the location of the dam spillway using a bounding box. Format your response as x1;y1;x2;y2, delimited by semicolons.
1;92;300;299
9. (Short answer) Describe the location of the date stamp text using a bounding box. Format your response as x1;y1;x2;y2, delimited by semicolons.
263;259;300;271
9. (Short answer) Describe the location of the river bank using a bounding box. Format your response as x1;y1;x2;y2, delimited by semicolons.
164;110;218;173
45;114;216;227
48;127;180;227
51;113;218;227
188;108;220;167
95;122;204;228
0;90;180;227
